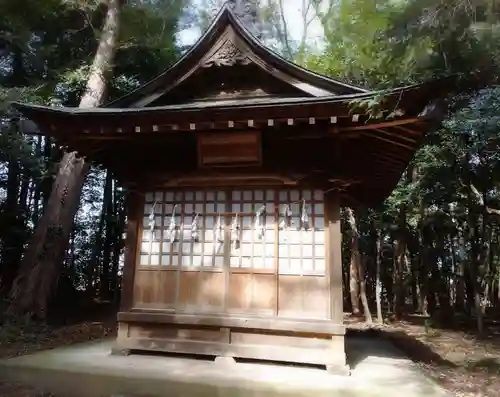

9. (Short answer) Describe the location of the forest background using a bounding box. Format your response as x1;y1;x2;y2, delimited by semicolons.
1;0;500;336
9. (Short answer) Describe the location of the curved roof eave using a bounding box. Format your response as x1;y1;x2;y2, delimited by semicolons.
11;80;444;117
105;3;368;109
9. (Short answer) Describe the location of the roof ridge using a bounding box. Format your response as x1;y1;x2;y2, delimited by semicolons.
104;3;368;108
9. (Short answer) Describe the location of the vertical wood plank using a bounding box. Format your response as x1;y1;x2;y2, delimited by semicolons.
325;191;343;323
174;190;184;310
223;188;231;312
120;191;142;312
274;189;279;316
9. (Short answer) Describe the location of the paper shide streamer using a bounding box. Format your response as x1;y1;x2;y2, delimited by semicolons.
254;205;266;240
231;213;240;243
215;214;224;243
167;204;178;243
148;201;157;240
300;199;310;231
191;212;200;242
278;204;292;241
278;204;292;230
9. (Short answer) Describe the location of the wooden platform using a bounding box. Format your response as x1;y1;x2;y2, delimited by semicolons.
115;311;348;374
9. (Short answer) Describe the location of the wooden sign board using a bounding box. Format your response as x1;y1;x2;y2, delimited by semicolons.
197;130;261;168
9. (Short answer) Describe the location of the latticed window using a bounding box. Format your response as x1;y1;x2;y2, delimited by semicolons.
139;188;326;276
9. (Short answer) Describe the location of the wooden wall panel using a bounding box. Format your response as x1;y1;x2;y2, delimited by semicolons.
228;273;276;314
133;271;152;307
132;270;176;309
178;271;200;311
251;274;276;313
157;271;177;307
277;275;329;319
277;275;304;316
302;276;329;318
198;271;225;309
227;273;252;311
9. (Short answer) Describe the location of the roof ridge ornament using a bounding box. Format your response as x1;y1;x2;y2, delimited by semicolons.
202;38;252;67
226;0;262;40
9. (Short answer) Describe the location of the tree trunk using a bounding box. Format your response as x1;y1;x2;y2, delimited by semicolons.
417;199;428;315
19;173;30;217
464;151;485;336
345;208;361;315
375;230;383;323
393;235;407;318
410;256;419;312
448;233;457;308
455;236;466;313
345;207;371;321
394;166;414;318
7;155;87;318
7;0;122;319
497;274;500;314
394;205;409;318
31;136;43;226
359;256;373;324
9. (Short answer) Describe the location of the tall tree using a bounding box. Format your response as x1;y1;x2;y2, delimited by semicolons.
7;0;123;319
346;207;372;322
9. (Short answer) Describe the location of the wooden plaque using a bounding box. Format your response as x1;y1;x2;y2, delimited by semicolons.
197;130;261;168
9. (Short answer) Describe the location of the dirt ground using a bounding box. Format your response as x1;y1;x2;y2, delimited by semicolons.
0;320;116;397
390;321;500;397
347;315;500;397
0;315;499;397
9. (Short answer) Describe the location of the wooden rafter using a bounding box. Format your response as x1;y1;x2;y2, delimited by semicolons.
337;118;422;132
374;129;418;144
362;133;415;150
392;124;423;135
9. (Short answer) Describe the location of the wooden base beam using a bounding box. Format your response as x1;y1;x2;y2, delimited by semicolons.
114;319;348;374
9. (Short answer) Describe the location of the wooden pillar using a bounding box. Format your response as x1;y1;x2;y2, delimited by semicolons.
119;190;141;312
113;190;141;356
326;190;343;323
325;190;349;374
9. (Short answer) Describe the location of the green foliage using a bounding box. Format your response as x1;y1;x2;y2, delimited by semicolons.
348;94;406;120
385;0;500;83
307;0;416;88
308;0;500;89
305;0;500;325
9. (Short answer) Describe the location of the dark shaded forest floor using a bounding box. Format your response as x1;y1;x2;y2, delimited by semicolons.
1;311;499;397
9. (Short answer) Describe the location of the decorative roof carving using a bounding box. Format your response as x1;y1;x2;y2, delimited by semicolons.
202;39;252;68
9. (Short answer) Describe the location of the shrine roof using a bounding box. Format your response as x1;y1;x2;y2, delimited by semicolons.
11;1;452;123
11;80;442;119
102;3;367;109
8;3;455;207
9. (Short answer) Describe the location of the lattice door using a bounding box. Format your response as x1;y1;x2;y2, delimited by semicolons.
135;188;329;319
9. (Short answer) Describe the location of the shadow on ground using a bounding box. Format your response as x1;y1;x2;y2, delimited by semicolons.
347;328;456;368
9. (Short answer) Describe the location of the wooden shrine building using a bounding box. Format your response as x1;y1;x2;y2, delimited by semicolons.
12;4;449;374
